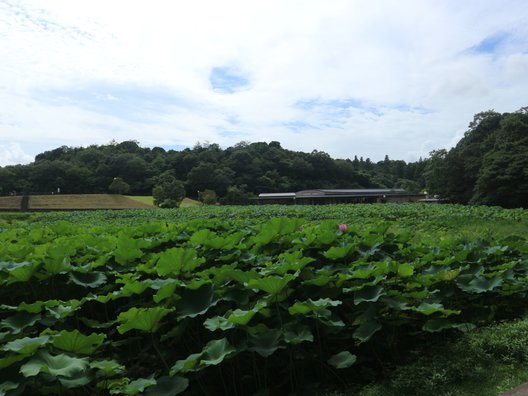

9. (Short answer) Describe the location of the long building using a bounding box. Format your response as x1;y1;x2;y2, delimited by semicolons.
257;189;425;205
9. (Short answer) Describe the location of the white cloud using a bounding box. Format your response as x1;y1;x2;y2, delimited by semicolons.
0;142;34;166
1;0;527;165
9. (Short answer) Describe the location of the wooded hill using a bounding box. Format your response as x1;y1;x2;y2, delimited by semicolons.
0;107;526;208
424;108;528;208
0;141;426;202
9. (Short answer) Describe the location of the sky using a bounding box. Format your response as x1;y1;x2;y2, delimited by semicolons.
1;0;528;166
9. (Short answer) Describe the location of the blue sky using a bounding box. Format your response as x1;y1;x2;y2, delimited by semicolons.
1;0;528;166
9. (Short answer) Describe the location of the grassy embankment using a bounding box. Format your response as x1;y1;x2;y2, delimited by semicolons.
0;194;202;210
126;196;202;208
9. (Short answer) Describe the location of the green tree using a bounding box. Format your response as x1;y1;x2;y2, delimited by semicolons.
471;112;528;207
108;177;130;195
220;185;251;205
199;189;217;205
153;172;185;208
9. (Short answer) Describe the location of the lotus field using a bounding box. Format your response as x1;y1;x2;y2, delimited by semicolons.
1;204;528;395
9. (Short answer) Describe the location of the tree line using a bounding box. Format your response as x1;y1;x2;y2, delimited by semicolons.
0;140;426;205
423;108;528;208
0;107;525;207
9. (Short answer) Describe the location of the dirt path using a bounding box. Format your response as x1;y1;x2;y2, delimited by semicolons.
502;383;528;396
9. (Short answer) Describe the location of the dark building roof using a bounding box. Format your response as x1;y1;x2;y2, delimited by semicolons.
258;189;410;199
295;189;406;197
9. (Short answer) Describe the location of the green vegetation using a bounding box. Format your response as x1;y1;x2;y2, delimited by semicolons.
334;318;528;396
108;178;130;195
1;204;527;395
424;108;528;208
152;172;186;208
0;138;425;201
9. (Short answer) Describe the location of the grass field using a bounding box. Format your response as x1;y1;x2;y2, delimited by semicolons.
1;194;200;211
29;194;155;209
126;196;202;208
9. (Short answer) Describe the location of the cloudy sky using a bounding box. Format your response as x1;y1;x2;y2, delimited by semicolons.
1;0;527;166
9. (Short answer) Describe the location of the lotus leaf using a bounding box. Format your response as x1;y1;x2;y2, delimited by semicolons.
52;330;106;354
327;351;357;369
145;375;189;396
200;338;236;366
2;335;50;355
20;351;89;378
117;307;173;334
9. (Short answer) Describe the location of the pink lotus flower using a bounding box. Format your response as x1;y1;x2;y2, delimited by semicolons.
338;223;348;232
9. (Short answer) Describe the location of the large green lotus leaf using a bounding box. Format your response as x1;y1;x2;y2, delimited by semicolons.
2;335;50;355
170;353;202;374
1;313;41;334
0;381;19;395
200;338;236;366
17;301;45;314
414;302;445;316
43;256;72;275
354;285;386;305
223;287;252;305
327;351;357;369
422;318;455;332
324;244;354;260
44;299;83;320
0;354;27;369
68;271;107;288
220;269;260;284
466;275;504;293
46;242;76;260
90;359;125;376
185;278;212;290
156;248;205;277
190;229;225;249
227;309;257;326
58;370;92;388
153;282;179;303
117;307;173;334
1;261;39;284
247;274;295;295
52;330;106;355
176;284;217;319
398;263;414;277
249;328;284;358
120;281;150;297
114;236;143;265
303;274;334;286
288;298;342;315
283;323;314;345
121;378;156;395
252;218;303;246
203;316;235;331
353;320;382;343
320;315;346;328
381;297;410;311
20;351;89;378
273;252;315;274
145;376;189;396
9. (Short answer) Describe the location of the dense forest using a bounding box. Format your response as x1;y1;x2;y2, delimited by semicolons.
0;140;426;202
0;108;526;207
424;108;528;208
